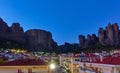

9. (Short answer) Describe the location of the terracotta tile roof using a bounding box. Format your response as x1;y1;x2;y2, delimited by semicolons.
112;53;120;57
0;59;47;66
89;56;120;65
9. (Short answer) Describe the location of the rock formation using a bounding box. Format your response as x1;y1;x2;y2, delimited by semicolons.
98;27;105;45
98;23;120;46
0;18;57;51
79;23;120;48
0;18;9;32
78;35;85;47
10;23;24;33
25;29;57;50
113;23;119;45
79;34;98;48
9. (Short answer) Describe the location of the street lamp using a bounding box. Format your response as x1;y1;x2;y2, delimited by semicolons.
48;63;56;73
50;63;56;70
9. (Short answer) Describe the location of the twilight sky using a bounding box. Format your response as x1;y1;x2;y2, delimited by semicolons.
0;0;120;45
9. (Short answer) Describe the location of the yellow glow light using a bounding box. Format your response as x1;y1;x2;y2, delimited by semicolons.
50;63;56;70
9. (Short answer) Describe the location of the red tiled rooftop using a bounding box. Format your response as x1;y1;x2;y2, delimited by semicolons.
0;59;47;66
112;53;120;57
88;56;120;65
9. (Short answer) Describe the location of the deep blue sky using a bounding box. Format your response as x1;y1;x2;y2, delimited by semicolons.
0;0;120;45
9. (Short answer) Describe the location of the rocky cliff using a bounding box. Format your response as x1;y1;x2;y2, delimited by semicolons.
0;18;57;51
79;23;120;48
98;23;120;46
79;34;98;48
25;29;57;50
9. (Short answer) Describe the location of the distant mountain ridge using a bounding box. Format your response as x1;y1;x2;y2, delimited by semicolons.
1;17;120;53
79;23;120;48
0;18;57;51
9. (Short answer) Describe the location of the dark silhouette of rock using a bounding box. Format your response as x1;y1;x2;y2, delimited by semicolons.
8;23;26;44
0;21;25;45
78;35;85;47
0;18;9;32
79;23;120;48
98;27;105;45
98;23;120;46
25;29;57;50
83;34;92;48
79;34;98;48
91;34;97;41
0;18;57;51
10;23;24;33
106;23;114;45
91;34;98;44
58;42;79;53
112;23;119;45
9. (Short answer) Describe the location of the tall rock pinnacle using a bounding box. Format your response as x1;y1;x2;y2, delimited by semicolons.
79;23;120;48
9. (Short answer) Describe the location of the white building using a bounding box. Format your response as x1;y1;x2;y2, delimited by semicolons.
78;53;120;73
59;53;120;73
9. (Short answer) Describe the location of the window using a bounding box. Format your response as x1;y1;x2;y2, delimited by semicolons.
75;59;80;61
